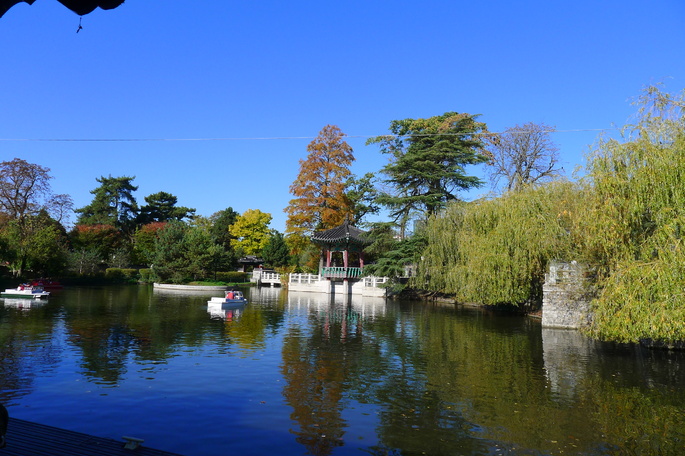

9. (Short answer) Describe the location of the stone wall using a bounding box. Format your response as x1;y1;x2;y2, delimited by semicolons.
541;260;594;329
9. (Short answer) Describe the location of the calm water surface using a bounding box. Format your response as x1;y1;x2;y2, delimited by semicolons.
1;285;684;455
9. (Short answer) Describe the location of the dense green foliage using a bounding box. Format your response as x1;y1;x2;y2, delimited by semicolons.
0;159;72;276
413;86;685;343
584;86;685;342
105;268;139;282
367;112;489;234
363;222;426;292
137;191;196;224
261;230;290;268
213;271;249;283
417;181;582;306
75;175;139;231
208;207;238;250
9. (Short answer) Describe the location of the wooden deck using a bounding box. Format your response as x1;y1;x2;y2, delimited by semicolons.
3;418;184;456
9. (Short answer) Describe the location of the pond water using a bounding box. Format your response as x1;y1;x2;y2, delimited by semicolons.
1;285;684;456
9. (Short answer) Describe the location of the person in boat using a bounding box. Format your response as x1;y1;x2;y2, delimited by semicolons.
225;290;235;300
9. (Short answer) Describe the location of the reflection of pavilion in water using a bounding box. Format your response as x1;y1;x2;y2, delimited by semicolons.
281;292;387;455
287;292;387;331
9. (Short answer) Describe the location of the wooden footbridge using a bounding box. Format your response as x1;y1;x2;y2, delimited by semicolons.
3;418;184;456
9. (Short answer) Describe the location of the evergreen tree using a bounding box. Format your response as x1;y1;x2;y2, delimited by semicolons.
76;176;139;231
150;221;189;283
346;172;380;226
367;112;489;233
209;207;239;250
137;191;195;225
262;230;290;268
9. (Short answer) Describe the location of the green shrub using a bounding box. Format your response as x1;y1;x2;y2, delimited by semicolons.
105;268;139;283
138;268;152;283
214;271;248;283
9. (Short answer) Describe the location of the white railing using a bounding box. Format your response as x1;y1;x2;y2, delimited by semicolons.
363;276;389;288
251;270;283;285
261;272;281;282
289;273;321;284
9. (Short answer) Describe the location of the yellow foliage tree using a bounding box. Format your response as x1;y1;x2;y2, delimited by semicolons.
229;209;272;256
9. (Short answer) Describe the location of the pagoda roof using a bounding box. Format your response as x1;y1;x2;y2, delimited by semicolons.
238;255;264;265
311;221;371;246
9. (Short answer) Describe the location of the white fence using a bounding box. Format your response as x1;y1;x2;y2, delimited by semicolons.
288;273;321;284
288;273;388;297
251;271;389;297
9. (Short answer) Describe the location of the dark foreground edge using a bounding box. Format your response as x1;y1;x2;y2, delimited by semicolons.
3;418;184;456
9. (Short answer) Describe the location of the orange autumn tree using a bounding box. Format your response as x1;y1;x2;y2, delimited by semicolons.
285;125;355;262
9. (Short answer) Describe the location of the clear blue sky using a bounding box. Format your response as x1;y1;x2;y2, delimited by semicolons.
1;1;684;232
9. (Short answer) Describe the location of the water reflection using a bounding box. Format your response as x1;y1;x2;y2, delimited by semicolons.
1;286;685;455
542;328;598;403
281;293;361;455
0;299;61;405
207;304;243;321
3;298;47;311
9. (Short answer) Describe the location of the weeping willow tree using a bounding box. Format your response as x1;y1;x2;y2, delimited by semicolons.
584;85;685;343
418;86;685;342
416;180;585;307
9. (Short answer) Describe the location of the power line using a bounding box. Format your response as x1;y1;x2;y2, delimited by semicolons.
0;128;617;142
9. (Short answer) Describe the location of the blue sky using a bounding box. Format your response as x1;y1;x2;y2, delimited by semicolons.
1;1;684;232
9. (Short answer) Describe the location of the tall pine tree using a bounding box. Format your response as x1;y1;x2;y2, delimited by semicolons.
76;175;139;231
367;112;489;235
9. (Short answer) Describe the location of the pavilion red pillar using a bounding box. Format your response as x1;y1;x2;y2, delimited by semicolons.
326;249;332;267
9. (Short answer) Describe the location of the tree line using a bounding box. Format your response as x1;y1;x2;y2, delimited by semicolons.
413;86;685;343
0;107;567;283
0;170;289;282
3;85;683;345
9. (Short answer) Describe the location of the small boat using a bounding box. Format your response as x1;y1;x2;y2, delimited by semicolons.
1;285;50;299
207;290;247;307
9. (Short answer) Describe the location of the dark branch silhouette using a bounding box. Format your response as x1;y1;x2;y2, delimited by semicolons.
0;0;125;19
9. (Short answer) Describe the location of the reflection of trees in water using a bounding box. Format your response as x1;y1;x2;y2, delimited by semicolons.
352;304;494;456
281;299;685;456
418;308;685;455
67;322;134;384
280;298;502;455
222;308;268;351
280;299;365;456
59;286;285;383
60;286;259;383
64;287;150;384
0;304;62;404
